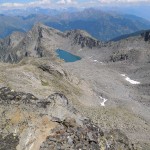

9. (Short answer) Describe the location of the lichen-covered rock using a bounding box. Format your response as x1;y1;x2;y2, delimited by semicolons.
0;134;19;150
40;118;102;150
38;65;68;79
40;117;136;150
100;129;134;150
0;87;38;105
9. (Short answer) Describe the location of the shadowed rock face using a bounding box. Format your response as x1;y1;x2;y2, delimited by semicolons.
0;87;38;104
65;30;103;48
141;31;150;42
0;87;69;109
38;65;68;79
0;134;19;150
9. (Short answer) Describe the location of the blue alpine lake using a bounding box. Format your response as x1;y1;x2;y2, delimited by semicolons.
56;49;81;62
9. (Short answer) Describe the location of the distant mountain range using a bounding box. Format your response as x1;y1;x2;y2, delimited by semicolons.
110;29;150;41
0;8;150;41
0;7;79;16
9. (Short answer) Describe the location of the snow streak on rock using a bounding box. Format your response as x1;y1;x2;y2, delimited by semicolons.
121;74;140;85
99;96;108;106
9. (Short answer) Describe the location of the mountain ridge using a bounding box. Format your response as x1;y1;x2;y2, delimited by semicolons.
0;23;103;63
110;29;150;41
1;23;150;64
0;8;150;41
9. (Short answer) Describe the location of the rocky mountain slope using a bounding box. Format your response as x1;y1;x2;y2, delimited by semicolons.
110;30;147;41
0;24;150;149
0;58;137;150
0;23;103;63
63;29;150;149
108;30;150;64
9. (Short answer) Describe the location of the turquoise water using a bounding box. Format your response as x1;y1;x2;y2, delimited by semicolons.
56;49;81;62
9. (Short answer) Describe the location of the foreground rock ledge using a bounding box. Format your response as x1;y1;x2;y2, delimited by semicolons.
0;87;135;150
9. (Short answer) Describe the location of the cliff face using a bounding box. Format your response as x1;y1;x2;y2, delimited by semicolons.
65;30;103;48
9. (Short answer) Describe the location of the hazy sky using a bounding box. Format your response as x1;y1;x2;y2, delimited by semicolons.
0;0;150;9
0;0;150;20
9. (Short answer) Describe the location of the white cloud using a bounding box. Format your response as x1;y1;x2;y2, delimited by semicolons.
57;0;66;4
57;0;77;5
98;0;150;4
29;0;51;7
0;0;78;9
1;3;24;8
0;0;52;9
0;0;150;9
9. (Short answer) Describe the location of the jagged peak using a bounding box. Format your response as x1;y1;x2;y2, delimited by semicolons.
65;29;94;39
32;22;62;33
64;29;103;48
4;31;25;40
110;29;150;42
1;31;25;48
9;31;25;36
33;22;48;29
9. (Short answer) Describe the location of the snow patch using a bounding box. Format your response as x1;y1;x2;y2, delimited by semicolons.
99;96;108;106
78;49;83;52
121;74;126;77
94;60;98;62
125;77;140;84
121;74;140;85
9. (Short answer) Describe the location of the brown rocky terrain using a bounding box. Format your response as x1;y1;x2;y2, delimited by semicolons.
0;85;136;150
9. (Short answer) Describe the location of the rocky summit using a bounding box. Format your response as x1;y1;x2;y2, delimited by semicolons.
0;23;150;150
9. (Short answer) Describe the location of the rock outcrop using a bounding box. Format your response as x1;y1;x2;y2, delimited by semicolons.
106;30;150;64
0;87;135;150
0;134;19;150
65;30;103;48
141;30;150;42
40;118;102;150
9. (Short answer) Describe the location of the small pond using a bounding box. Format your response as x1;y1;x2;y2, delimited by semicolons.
56;49;81;62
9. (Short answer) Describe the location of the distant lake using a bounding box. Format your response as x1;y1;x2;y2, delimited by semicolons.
56;49;81;62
